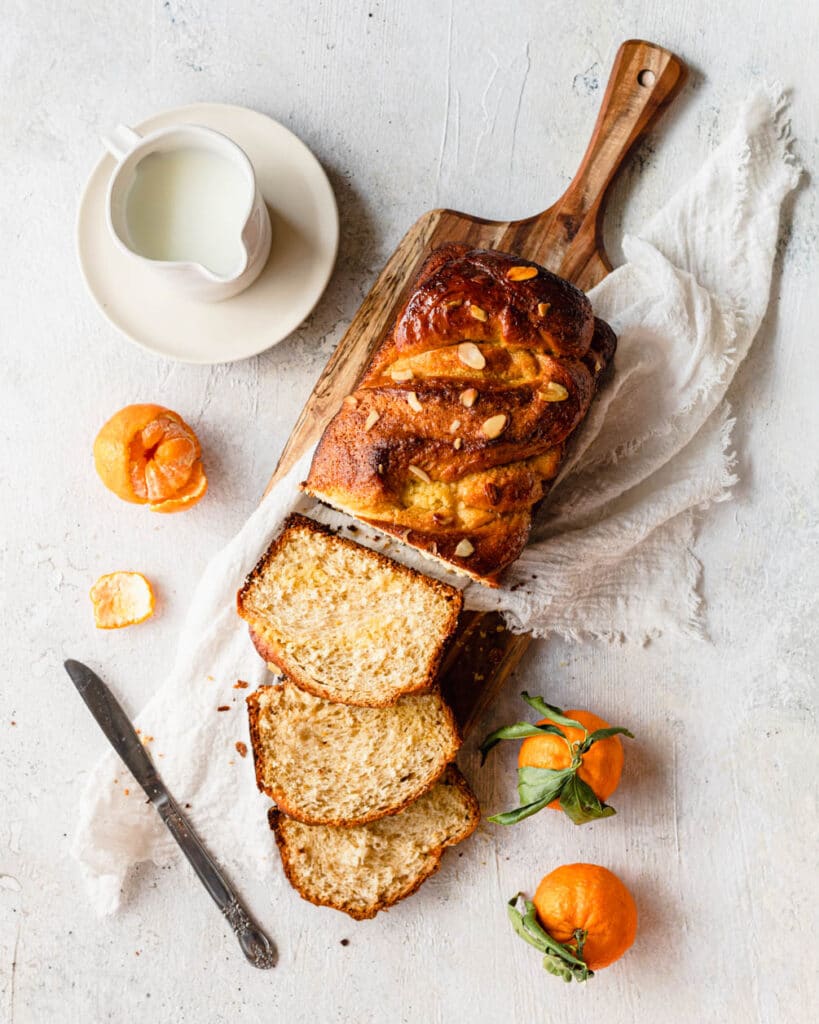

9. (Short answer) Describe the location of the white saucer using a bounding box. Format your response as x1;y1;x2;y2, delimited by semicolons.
77;103;339;364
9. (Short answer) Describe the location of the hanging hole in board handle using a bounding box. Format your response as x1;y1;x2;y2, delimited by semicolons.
637;68;656;87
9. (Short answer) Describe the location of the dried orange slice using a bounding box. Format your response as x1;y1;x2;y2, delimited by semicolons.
90;572;156;629
93;404;207;513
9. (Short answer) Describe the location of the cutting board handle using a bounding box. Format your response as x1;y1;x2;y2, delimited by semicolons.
514;39;687;288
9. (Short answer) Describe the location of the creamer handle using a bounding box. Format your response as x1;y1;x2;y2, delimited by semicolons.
102;124;142;162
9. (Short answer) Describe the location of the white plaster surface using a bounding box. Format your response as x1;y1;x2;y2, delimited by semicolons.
1;2;817;1022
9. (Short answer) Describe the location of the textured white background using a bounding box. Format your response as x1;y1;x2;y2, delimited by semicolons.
1;1;817;1022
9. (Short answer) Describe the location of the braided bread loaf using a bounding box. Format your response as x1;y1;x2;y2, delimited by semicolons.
303;245;616;586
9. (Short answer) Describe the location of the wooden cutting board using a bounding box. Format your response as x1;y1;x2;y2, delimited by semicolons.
266;39;687;735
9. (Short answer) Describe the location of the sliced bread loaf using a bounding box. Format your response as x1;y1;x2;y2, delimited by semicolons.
246;680;461;826
237;514;463;706
270;766;480;919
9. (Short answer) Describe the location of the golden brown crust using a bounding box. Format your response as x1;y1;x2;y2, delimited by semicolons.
365;244;596;372
246;684;269;805
237;513;464;706
268;765;481;920
245;682;462;827
303;248;616;585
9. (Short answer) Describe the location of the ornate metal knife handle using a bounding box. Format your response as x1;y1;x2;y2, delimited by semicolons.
222;899;277;969
158;796;277;970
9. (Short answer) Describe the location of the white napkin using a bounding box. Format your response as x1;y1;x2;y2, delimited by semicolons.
73;84;800;914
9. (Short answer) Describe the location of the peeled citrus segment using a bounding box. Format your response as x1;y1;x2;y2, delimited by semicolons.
148;461;208;513
90;572;156;629
93;404;207;513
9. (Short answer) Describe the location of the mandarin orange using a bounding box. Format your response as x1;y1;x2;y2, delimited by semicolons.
533;863;637;970
518;709;624;809
93;404;207;513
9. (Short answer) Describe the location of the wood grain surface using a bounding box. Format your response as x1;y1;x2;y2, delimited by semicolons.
268;40;687;735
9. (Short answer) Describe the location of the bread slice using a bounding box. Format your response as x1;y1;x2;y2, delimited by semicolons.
246;680;461;826
270;766;480;919
237;514;463;707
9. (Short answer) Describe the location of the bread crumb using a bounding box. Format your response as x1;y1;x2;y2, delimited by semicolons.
234;681;249;689
123;788;130;796
217;705;230;712
235;741;248;758
207;675;215;682
340;938;350;947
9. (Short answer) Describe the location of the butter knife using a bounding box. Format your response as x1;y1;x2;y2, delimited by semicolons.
64;658;276;969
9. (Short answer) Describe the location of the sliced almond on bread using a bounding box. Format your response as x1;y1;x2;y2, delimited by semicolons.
246;680;461;826
270;766;480;919
237;514;463;706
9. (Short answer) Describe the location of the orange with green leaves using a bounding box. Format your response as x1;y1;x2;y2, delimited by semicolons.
480;693;633;825
507;863;638;982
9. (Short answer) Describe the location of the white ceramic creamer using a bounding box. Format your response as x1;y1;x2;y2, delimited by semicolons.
104;124;272;302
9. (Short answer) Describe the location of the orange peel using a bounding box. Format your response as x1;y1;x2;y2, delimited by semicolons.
90;572;156;629
93;403;207;513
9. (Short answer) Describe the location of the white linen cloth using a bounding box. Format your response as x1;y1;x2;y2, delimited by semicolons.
73;85;800;914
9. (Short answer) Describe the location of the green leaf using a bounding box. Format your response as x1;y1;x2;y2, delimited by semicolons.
509;897;586;966
580;726;635;753
542;953;577;982
479;721;566;764
517;765;574;805
520;692;585;732
506;895;551;954
488;796;553;826
506;895;593;983
559;773;617;825
488;766;573;825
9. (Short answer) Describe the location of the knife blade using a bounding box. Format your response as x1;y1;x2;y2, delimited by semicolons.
65;658;276;969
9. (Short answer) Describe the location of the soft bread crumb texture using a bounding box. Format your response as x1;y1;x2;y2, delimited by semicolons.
248;682;460;825
271;767;480;919
238;515;462;705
